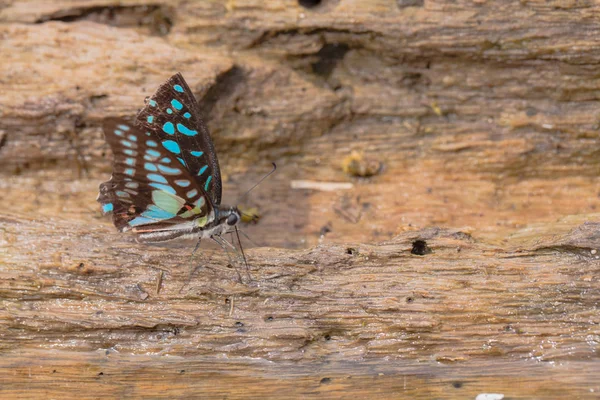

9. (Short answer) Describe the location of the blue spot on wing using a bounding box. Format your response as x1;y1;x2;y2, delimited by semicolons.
184;112;191;119
149;99;157;107
148;173;168;184
125;168;135;176
147;116;154;123
204;176;212;191
198;165;208;175
176;123;197;136
145;163;158;172
175;179;191;187
190;151;203;157
147;149;161;157
162;140;181;154
163;122;175;135
174;84;184;93
102;203;113;213
177;157;187;167
142;205;176;220
129;216;157;227
118;124;130;131
158;165;182;175
146;140;158;147
171;99;183;110
149;183;176;195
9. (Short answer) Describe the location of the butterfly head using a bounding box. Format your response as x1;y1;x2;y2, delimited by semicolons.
215;206;241;228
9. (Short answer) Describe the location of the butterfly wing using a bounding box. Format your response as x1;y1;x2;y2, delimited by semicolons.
97;119;214;241
135;73;222;206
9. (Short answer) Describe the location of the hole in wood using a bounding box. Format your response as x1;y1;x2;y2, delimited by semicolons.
411;240;432;255
299;0;322;8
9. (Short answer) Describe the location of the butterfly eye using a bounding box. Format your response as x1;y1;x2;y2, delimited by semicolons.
226;213;239;226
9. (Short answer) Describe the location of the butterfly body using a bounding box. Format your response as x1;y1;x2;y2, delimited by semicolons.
97;73;239;243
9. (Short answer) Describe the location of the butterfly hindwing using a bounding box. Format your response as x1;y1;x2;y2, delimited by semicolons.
98;119;213;237
135;73;223;206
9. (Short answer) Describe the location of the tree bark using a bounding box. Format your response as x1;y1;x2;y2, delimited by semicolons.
1;0;599;398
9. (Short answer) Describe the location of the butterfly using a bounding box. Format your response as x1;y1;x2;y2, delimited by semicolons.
97;73;241;244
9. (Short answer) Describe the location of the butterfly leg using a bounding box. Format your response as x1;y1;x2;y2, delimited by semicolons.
212;235;244;283
223;228;253;283
179;238;204;293
234;226;252;283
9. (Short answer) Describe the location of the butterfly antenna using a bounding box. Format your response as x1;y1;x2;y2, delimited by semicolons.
237;162;277;205
235;225;252;282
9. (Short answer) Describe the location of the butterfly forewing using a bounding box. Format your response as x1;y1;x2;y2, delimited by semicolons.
135;73;223;206
98;119;213;238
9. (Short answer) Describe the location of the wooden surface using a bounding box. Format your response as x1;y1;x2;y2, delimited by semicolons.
1;0;600;398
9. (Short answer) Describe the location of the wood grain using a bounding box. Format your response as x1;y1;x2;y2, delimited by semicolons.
1;0;599;397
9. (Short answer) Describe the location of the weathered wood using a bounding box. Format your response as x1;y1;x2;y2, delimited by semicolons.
1;0;600;397
1;215;599;397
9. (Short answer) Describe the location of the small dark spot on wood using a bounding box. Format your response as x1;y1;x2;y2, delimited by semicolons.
98;372;104;376
90;94;108;106
452;381;463;389
324;334;331;340
299;0;322;8
406;296;414;303
346;247;357;255
75;85;80;90
78;262;85;269
235;321;244;327
312;43;349;78
225;297;230;304
411;240;432;255
52;370;57;373
320;224;332;236
402;72;424;88
525;107;538;116
397;0;424;7
320;377;332;384
265;316;274;322
180;370;185;374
